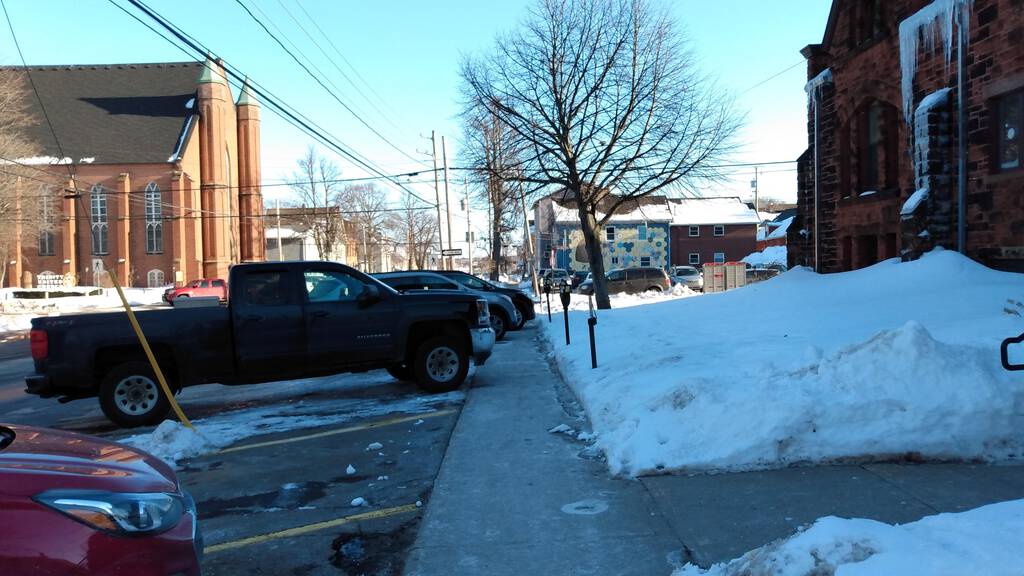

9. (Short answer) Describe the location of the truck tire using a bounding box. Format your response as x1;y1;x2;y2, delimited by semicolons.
413;336;469;393
99;361;172;428
386;364;415;382
490;307;509;341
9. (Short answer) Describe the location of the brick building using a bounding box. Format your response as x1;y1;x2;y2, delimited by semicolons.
4;57;265;288
668;197;759;266
790;0;1024;272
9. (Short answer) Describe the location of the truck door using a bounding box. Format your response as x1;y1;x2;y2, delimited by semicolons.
233;268;306;380
302;267;399;369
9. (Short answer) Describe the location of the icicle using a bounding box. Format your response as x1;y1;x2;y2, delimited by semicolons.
898;0;974;123
804;68;833;105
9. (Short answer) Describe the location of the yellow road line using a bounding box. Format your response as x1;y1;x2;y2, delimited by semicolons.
204;503;420;554
216;408;457;455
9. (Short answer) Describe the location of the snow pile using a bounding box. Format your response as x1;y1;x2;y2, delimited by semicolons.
538;284;698;314
541;250;1024;475
743;246;788;267
0;287;168;334
124;421;216;464
676;498;1024;576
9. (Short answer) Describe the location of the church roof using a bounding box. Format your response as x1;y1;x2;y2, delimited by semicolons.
7;61;203;165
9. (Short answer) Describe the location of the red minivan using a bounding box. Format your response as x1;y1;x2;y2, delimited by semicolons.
0;423;202;575
163;278;227;304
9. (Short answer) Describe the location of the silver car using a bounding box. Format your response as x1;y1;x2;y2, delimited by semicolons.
374;271;519;340
670;266;704;291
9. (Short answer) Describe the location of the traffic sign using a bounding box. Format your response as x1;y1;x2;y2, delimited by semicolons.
441;248;463;256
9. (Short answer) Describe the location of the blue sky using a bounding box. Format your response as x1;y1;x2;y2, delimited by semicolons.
1;0;831;240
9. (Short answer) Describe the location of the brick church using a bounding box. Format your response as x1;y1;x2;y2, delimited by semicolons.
790;0;1023;272
4;57;265;288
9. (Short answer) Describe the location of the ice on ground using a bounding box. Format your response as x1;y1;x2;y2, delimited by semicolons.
350;497;368;507
676;498;1024;576
346;464;356;475
541;250;1024;476
366;442;384;451
549;424;575;434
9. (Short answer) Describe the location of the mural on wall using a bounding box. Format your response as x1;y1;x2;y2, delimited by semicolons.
555;223;670;271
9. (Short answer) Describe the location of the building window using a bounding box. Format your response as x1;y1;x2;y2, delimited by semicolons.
147;269;165;288
90;185;108;255
637;224;647;240
38;191;55;256
611;256;619;265
855;101;898;194
689;253;700;265
640;256;651;267
688;226;700;237
713;225;725;236
145;182;163;254
851;0;883;46
606;226;615;241
714;252;726;263
997;89;1022;171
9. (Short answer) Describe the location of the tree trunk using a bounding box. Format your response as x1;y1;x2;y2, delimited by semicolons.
578;204;611;309
490;216;501;281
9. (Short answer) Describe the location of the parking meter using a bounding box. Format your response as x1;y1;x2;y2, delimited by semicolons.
559;281;572;345
543;278;552;322
587;294;598;368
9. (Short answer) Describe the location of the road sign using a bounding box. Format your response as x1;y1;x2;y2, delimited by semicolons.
441;248;463;257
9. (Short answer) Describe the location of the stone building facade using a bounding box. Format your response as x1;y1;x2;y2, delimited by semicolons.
791;0;1024;272
4;58;265;288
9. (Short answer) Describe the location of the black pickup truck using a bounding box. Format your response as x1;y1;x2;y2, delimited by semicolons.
25;261;495;427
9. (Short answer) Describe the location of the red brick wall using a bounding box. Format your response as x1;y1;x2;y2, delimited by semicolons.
794;0;1024;272
670;224;757;266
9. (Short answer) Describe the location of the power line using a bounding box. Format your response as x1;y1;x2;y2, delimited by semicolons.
738;59;806;96
112;0;438;209
232;0;425;166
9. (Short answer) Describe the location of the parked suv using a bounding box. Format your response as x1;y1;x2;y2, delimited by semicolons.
163;278;227;303
577;267;672;295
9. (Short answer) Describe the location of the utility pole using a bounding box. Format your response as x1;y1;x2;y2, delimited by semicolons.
751;165;760;241
465;187;473;275
362;224;368;272
275;197;283;261
442;135;454;270
431;131;444;270
519;182;539;296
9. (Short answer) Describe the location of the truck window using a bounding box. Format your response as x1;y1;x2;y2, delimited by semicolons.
200;280;210;288
213;280;225;287
243;271;292;306
304;270;364;302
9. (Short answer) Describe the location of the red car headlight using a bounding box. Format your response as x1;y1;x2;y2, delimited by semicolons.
35;490;185;535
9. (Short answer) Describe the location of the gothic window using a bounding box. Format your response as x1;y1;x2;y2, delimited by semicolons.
145;182;163;254
850;0;883;46
997;89;1022;172
854;101;899;195
38;190;55;256
147;269;165;288
90;185;108;255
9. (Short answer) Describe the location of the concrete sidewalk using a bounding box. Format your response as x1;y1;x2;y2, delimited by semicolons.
405;325;1024;574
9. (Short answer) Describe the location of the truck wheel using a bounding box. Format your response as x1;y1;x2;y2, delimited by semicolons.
413;336;469;393
99;361;172;428
386;364;415;382
490;308;508;341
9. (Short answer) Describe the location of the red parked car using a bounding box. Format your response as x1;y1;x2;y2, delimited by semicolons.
0;423;202;575
163;278;227;304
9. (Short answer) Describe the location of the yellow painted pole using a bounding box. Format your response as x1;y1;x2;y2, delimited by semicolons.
108;269;194;429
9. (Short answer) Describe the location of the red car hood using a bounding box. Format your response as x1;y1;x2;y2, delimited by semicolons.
0;424;179;497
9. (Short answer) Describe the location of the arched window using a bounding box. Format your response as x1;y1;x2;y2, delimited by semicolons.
38;187;56;256
147;269;165;288
145;182;163;254
90;185;108;255
849;100;900;196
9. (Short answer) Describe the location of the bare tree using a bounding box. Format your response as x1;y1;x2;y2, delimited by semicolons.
461;106;522;280
0;69;47;287
389;192;437;270
345;182;389;271
462;0;738;308
288;146;347;260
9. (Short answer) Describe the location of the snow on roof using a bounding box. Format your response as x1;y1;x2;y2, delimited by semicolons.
766;216;794;240
552;198;673;224
669;197;760;226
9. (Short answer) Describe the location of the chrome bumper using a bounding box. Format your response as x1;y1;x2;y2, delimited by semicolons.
470;327;495;365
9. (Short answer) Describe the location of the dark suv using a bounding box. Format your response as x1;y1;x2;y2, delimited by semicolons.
577;267;672;295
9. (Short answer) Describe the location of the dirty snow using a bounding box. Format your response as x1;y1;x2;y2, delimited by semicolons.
119;385;463;466
676;498;1024;576
541;249;1024;476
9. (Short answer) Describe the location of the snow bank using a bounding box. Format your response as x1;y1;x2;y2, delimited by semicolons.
0;287;167;334
541;250;1024;475
676;498;1024;576
537;283;698;314
743;246;787;267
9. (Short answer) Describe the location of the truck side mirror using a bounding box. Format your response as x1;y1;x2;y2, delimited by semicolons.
358;284;381;308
